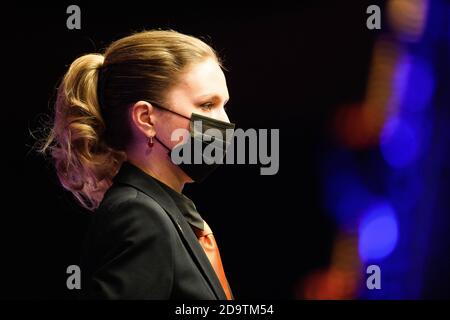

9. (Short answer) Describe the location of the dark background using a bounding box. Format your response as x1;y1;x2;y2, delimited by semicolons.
12;1;449;299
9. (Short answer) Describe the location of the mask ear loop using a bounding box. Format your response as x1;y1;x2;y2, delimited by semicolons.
150;102;192;121
153;135;172;152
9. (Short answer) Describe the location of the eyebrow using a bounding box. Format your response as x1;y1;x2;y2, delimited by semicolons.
196;93;230;104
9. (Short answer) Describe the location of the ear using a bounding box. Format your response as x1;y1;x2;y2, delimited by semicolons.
130;101;156;138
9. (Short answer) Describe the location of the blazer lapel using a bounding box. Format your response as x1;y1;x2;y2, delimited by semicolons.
113;162;228;300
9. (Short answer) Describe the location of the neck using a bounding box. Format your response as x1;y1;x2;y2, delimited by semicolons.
126;141;188;193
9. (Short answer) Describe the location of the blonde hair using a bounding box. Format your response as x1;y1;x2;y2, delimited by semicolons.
40;30;220;211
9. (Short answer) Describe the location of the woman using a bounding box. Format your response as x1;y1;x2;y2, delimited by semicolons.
41;30;235;299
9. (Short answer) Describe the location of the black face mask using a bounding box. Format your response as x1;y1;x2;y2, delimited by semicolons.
151;103;235;182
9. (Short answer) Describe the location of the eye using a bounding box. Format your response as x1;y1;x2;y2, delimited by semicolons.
200;102;214;111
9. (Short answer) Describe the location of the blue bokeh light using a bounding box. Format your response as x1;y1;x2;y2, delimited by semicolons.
358;202;399;262
387;168;423;213
380;117;420;168
401;57;435;113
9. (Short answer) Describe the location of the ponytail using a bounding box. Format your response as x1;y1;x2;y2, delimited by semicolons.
40;54;126;211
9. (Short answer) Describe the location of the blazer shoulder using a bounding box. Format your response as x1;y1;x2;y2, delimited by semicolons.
93;184;175;239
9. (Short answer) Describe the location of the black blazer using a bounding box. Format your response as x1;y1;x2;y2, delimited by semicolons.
81;162;231;299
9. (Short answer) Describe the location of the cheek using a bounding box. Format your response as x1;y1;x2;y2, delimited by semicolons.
173;118;191;140
159;117;191;146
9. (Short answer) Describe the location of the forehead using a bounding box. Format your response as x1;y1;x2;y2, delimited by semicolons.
170;58;229;102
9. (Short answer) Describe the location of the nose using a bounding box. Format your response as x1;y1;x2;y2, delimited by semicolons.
211;106;230;123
